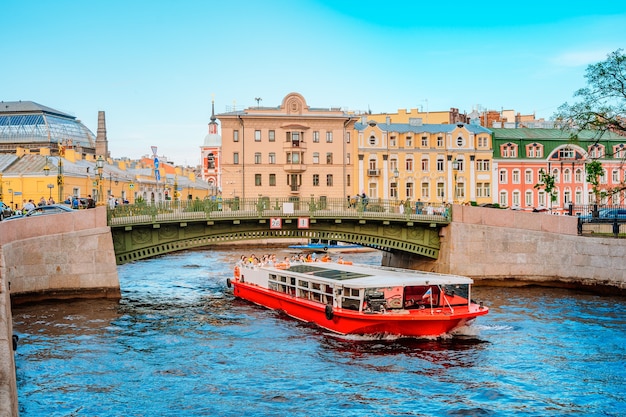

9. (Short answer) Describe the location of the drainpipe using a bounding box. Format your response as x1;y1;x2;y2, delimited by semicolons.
238;114;245;200
343;117;351;201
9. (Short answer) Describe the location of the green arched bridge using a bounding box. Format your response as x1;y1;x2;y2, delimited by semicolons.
108;197;451;265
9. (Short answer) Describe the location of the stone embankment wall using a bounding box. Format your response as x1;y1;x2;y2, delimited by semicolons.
0;207;120;416
385;205;626;292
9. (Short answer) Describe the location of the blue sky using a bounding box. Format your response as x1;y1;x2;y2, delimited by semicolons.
2;0;625;165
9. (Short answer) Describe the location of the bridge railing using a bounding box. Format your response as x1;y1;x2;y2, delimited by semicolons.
107;197;451;226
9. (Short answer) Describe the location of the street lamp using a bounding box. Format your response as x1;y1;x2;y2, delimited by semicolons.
96;156;105;206
452;160;460;204
43;157;54;200
393;168;399;201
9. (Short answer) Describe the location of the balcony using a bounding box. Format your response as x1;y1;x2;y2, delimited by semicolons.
289;185;300;193
367;169;380;176
283;163;307;173
283;141;307;151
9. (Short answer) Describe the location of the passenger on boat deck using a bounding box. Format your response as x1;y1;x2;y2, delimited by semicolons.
283;256;291;266
321;254;331;262
338;256;344;263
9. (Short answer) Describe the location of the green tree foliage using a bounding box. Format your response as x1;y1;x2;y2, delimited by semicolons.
585;160;605;203
555;49;626;139
534;169;558;207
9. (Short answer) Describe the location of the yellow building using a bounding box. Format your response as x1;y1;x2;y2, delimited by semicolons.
353;117;493;205
365;107;468;125
217;92;358;201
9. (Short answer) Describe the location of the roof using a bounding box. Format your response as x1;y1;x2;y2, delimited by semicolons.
264;262;473;287
491;127;626;141
354;121;491;135
0;101;75;119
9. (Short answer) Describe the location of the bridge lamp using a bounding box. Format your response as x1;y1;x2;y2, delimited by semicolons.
96;156;105;206
452;160;460;203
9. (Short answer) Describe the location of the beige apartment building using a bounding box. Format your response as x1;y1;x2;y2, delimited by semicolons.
217;92;358;202
353;117;494;205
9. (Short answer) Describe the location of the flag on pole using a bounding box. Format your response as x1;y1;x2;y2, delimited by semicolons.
422;288;432;300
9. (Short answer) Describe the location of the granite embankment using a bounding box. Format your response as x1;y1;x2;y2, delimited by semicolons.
386;205;626;293
0;207;119;416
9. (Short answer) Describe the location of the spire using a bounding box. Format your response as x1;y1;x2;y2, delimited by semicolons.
208;97;218;135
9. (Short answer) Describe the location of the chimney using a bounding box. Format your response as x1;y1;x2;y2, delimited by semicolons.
96;111;109;158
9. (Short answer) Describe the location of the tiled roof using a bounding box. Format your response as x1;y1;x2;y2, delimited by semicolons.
354;121;491;135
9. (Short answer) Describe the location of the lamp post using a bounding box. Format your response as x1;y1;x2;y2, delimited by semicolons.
452;159;459;204
96;156;105;206
43;157;55;200
57;157;64;203
8;188;13;208
393;168;399;201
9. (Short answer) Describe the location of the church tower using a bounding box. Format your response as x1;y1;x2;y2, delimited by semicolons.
200;98;222;194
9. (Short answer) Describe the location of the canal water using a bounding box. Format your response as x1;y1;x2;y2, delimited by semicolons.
12;248;626;417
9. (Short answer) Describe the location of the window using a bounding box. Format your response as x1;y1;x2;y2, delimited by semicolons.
501;143;517;158
512;169;520;184
437;136;443;147
456;136;464;147
346;153;350;165
254;130;261;142
552;168;560;183
421;182;430;198
476;183;491;198
436;158;444;172
575;169;583;183
326;174;333;186
476;159;490;171
563;169;571;183
421;158;429;172
527;143;543;158
233;152;239;164
538;191;546;207
269;152;276;164
313;174;319;186
269;174;276;186
313;131;320;143
288;131;301;147
368;135;377;146
368;159;377;171
313;152;319;164
478;136;488;148
254;153;261;164
614;144;626;159
369;183;377;198
207;153;215;169
455;182;465;201
390;136;396;147
575;189;583;205
455;159;465;171
405;182;414;199
436;182;445;200
406;157;413;172
406;136;412;147
390;158;398;172
499;170;508;183
269;130;275;142
326;132;333;143
255;174;262;186
233;130;239;142
588;144;604;158
612;170;619;183
600;169;608;184
390;182;398;199
525;169;533;184
525;190;533;207
346;174;351;187
563;188;571;205
421;136;428;147
512;191;520;207
345;132;350;143
287;152;301;164
326;153;333;164
499;191;508;207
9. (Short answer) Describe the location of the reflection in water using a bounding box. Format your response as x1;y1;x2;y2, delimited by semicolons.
12;247;626;417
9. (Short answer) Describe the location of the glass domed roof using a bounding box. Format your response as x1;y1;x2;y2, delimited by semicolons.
0;101;96;151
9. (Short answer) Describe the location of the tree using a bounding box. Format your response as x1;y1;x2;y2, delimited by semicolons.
555;49;626;138
555;49;626;203
534;169;558;210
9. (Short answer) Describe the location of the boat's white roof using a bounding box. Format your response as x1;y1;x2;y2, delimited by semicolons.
262;262;473;287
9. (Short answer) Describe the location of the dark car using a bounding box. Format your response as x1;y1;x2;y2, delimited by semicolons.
0;201;12;220
5;204;74;220
578;208;626;222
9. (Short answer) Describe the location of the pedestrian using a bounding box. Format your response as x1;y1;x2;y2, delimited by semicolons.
23;199;36;212
38;197;46;207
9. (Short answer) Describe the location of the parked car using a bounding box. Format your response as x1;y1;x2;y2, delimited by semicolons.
578;208;626;222
0;201;12;221
4;204;74;220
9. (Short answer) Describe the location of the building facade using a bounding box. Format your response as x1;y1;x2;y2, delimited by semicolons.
353;118;493;205
492;128;626;212
216;92;358;201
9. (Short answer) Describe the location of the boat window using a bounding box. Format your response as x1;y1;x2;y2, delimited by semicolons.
403;285;440;308
298;280;309;288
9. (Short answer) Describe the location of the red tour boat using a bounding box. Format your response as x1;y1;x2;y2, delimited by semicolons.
228;260;488;338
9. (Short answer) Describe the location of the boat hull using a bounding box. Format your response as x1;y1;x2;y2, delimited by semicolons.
232;280;487;338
